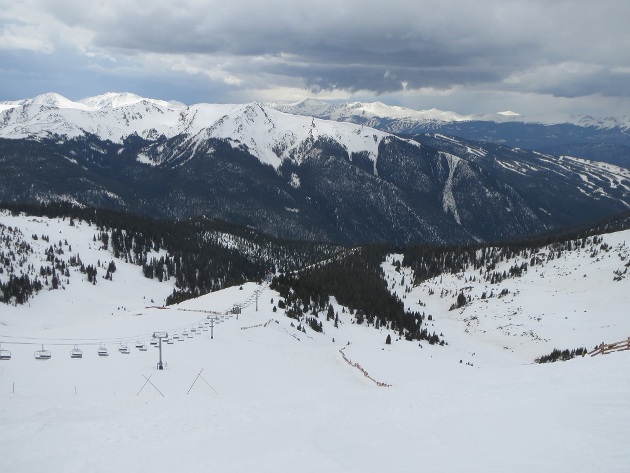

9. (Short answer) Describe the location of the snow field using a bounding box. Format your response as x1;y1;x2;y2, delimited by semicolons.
0;213;629;472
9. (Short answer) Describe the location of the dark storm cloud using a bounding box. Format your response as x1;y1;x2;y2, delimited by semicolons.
2;0;630;112
62;0;547;93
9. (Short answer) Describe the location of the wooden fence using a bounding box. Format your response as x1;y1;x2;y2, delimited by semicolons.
240;319;275;330
589;337;630;356
339;347;391;387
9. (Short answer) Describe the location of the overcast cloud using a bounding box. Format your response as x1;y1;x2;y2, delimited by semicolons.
1;0;629;118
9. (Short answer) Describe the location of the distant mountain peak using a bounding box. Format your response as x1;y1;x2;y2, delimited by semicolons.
79;92;185;110
273;99;472;124
497;110;521;117
28;92;91;110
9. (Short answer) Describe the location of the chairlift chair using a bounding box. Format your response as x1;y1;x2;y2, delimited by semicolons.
135;340;144;349
187;331;194;338
98;343;109;356
118;343;130;354
0;343;11;360
34;345;51;360
150;339;158;346
167;338;174;344
70;345;83;359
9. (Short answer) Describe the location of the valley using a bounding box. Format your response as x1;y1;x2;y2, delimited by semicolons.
1;94;629;245
0;208;628;472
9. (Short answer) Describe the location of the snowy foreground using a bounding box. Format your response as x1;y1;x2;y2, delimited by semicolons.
0;214;629;472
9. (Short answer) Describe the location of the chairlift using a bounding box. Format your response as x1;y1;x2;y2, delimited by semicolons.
191;327;197;334
34;344;51;360
172;333;180;340
0;343;11;360
135;340;144;349
139;344;148;351
150;339;158;346
70;345;83;359
118;343;130;354
98;343;109;356
182;330;189;337
202;326;208;332
167;338;174;345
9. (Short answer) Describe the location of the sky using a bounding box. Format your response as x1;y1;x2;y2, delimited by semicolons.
1;0;629;119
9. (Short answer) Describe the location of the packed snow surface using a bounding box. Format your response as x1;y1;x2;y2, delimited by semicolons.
0;212;628;472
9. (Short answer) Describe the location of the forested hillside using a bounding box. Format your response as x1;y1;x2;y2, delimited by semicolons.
0;203;344;305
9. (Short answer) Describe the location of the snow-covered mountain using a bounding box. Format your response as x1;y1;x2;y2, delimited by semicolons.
0;93;390;169
272;99;630;169
272;98;630;131
1;92;630;245
272;98;475;131
0;209;628;472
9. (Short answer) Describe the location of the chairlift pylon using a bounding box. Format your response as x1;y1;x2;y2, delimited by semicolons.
70;345;83;359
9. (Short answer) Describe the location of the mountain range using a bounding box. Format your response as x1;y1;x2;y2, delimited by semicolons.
1;92;629;245
273;99;630;168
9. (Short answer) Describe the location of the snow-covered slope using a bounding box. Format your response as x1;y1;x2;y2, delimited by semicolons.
178;102;390;169
3;93;630;152
383;231;630;363
0;93;184;142
0;212;628;472
273;98;473;124
0;93;391;169
274;98;630;130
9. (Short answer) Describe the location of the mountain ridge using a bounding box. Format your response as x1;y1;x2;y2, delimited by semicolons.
1;92;629;246
4;91;630;130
